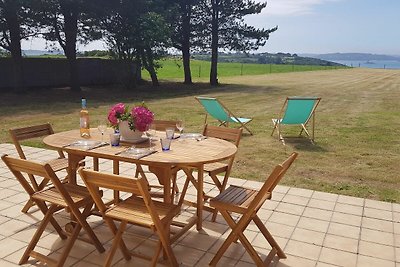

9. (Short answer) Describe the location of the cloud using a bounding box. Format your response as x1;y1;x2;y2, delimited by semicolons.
259;0;342;16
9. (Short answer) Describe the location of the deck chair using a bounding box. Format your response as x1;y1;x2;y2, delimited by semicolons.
1;155;105;267
271;97;321;144
178;125;242;221
9;123;70;213
209;152;298;267
79;167;181;267
195;96;253;135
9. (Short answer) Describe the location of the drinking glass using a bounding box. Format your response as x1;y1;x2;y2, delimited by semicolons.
176;120;184;136
97;123;108;142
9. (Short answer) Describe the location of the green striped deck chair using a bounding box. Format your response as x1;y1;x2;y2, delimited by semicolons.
195;96;253;135
271;97;321;143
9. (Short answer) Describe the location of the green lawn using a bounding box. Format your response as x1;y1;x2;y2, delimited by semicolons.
1;68;399;202
141;58;346;80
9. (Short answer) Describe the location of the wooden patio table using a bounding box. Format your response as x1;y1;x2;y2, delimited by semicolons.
43;128;237;231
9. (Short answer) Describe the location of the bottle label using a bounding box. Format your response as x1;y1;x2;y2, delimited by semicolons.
80;117;88;128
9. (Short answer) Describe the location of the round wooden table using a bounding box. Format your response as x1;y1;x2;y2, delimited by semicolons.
44;128;237;230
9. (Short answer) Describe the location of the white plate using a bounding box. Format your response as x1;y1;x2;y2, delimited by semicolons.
120;136;149;144
69;140;102;148
181;133;203;139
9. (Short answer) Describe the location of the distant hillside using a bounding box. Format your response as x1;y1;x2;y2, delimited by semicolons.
22;49;63;56
193;52;344;66
302;53;400;61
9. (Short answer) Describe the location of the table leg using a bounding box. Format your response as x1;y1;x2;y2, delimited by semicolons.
197;165;204;230
67;153;85;184
148;165;172;204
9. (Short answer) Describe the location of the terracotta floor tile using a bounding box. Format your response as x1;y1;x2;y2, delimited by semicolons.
365;199;393;211
291;227;325;246
302;207;333;221
328;222;360;240
312;191;338;202
364;207;393;221
337;195;364;206
361;228;394;246
276;202;305;216
282;194;310;206
287;187;313;198
331;212;362;227
359;240;395;261
362;217;394;233
307;198;336;211
323;234;359;253
357;254;396;267
319;247;357;267
276;255;316;267
297;217;330;233
285;239;321;261
334;203;363;216
268;211;301;227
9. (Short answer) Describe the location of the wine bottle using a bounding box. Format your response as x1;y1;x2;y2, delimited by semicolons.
80;98;90;137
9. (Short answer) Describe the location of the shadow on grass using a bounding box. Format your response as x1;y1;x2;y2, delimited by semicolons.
281;137;328;152
0;81;282;117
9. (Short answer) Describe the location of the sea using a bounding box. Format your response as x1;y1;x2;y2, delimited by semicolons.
331;60;400;69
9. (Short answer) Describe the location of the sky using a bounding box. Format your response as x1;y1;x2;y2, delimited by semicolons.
21;0;400;56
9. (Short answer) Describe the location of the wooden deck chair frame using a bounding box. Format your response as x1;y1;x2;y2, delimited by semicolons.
1;155;105;267
195;96;253;135
79;167;181;267
271;97;321;144
209;152;298;267
178;124;242;221
9;123;70;213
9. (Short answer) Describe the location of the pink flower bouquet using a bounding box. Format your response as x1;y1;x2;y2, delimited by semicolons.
108;102;154;132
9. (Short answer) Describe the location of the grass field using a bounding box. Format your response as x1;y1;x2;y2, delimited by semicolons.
141;58;346;80
1;68;399;202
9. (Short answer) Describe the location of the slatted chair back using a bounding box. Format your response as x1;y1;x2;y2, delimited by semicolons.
9;123;65;159
9;123;69;213
2;154;49;197
1;154;104;266
203;124;242;147
79;167;179;266
252;152;298;211
79;168;147;214
152;119;180;131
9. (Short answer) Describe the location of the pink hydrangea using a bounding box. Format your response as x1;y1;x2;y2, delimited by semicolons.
107;103;126;126
131;106;154;132
107;102;153;131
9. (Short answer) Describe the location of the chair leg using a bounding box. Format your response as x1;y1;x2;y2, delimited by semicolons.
19;204;59;264
105;221;129;267
157;224;178;267
75;203;105;253
104;218;131;261
57;219;82;267
254;216;286;259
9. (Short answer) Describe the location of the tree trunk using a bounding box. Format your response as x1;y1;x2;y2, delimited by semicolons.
210;0;219;86
61;1;80;92
181;2;192;84
4;0;24;92
140;48;159;87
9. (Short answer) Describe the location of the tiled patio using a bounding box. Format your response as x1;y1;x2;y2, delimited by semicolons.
0;143;399;267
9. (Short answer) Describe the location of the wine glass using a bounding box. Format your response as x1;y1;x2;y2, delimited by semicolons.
176;120;184;136
146;123;157;150
97;123;107;142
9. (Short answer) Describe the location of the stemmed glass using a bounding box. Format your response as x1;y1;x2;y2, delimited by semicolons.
146;123;157;150
97;123;108;142
176;120;184;136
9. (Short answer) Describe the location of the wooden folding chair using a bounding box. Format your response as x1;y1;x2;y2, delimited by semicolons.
179;125;242;221
209;152;298;267
9;123;70;213
1;155;105;267
79;167;181;267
